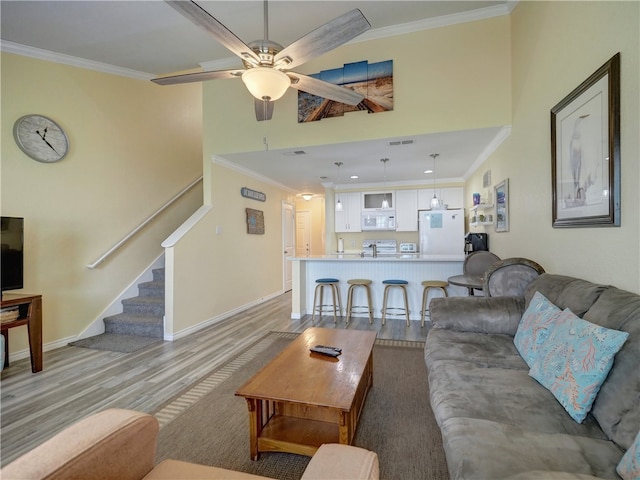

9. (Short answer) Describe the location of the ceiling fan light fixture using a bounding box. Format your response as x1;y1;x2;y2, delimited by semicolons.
242;67;290;101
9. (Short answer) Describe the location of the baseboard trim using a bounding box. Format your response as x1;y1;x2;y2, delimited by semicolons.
7;335;76;363
165;290;285;341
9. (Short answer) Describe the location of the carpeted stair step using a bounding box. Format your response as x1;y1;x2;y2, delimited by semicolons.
138;280;164;298
122;295;164;316
104;313;163;338
152;268;165;283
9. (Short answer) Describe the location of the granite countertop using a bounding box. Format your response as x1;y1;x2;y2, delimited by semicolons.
288;254;465;262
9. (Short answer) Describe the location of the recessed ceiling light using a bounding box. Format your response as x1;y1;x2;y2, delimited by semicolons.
350;175;359;179
424;169;434;174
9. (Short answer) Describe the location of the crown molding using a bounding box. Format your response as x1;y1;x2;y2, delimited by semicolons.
201;1;518;73
464;126;512;179
355;1;518;44
2;2;517;80
0;40;154;81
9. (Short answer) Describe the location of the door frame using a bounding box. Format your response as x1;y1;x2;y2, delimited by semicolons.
282;201;295;292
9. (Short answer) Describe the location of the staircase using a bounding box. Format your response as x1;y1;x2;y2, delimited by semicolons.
102;268;165;339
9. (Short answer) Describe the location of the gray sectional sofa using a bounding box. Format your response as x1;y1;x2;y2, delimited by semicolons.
425;273;639;479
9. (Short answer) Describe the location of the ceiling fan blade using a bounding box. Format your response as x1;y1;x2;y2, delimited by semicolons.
165;1;260;66
254;99;274;122
274;9;371;70
151;68;242;85
288;73;364;106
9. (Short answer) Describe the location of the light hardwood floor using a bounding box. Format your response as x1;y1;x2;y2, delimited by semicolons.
0;291;428;466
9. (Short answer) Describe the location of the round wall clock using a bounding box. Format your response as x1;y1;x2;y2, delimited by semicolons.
13;114;69;163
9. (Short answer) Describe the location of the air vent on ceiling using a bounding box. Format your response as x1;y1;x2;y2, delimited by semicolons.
389;139;415;146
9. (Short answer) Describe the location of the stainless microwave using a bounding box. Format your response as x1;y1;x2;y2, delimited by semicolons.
361;210;396;231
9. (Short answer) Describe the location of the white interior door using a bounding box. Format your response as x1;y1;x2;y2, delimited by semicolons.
296;211;311;256
283;202;295;292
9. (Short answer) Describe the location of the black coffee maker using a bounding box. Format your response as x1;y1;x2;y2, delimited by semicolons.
464;233;489;254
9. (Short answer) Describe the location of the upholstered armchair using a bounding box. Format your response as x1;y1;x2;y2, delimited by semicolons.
482;257;545;297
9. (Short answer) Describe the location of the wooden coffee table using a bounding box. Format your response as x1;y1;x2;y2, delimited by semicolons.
235;327;377;460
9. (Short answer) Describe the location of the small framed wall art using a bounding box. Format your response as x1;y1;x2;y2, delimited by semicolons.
495;179;509;232
246;208;264;234
550;53;620;228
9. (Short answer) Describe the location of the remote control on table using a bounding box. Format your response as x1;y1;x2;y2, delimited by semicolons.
310;346;342;357
314;345;342;353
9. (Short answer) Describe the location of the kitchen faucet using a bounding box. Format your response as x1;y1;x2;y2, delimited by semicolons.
369;243;378;257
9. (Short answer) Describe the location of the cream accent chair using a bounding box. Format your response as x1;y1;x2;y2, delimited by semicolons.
1;409;379;480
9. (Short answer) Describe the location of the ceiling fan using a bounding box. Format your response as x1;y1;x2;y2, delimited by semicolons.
151;1;371;121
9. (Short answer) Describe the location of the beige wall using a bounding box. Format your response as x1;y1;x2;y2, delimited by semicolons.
1;53;203;355
465;1;640;292
165;161;296;337
201;15;512;158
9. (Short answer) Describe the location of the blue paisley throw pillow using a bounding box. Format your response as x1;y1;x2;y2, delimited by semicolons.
617;430;640;480
514;291;561;367
528;308;629;423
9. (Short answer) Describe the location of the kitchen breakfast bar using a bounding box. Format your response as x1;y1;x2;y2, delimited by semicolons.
289;254;467;322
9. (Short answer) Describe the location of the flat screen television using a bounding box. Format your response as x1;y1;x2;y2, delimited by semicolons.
1;216;24;293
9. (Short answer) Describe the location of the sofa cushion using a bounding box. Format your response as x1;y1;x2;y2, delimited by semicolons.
145;460;275;479
583;287;640;450
440;417;623;480
301;444;379;480
524;274;607;316
528;309;629;423
430;296;525;336
0;409;158;480
425;329;527;370
514;291;561;367
616;430;640;480
428;359;607;438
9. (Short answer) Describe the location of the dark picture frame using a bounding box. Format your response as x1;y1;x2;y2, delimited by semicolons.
551;53;620;228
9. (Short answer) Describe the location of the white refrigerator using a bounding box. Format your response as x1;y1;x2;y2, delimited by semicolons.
418;209;465;255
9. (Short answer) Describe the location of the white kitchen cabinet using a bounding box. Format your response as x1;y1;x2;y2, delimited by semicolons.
418;187;464;210
335;192;362;232
395;189;418;231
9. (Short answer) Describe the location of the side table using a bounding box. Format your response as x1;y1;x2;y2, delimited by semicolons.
1;293;43;373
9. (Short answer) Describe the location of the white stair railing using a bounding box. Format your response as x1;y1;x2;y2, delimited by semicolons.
87;176;203;269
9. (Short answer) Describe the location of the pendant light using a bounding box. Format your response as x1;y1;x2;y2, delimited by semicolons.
334;162;343;212
429;153;443;210
380;158;390;209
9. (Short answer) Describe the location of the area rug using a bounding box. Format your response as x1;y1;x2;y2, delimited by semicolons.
69;333;164;353
152;331;449;480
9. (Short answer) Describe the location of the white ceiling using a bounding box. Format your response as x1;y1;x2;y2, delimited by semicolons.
1;0;513;195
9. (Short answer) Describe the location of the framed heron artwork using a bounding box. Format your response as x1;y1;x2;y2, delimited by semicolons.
551;53;620;228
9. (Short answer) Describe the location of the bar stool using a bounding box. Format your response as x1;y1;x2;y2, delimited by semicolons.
381;279;410;326
420;280;448;327
345;279;374;325
312;278;342;324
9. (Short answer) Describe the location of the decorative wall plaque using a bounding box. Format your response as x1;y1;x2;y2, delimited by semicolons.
241;187;266;202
